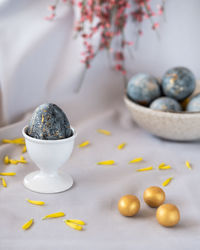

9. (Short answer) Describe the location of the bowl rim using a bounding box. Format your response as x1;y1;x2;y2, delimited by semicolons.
124;95;200;116
22;126;77;144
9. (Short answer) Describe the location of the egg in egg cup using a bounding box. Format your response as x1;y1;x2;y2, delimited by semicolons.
22;126;76;194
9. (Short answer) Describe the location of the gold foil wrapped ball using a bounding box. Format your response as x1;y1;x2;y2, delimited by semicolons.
156;204;180;227
143;186;165;208
118;195;140;217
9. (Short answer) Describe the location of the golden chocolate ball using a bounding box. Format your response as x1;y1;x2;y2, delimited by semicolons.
143;186;165;208
118;195;140;217
156;204;180;227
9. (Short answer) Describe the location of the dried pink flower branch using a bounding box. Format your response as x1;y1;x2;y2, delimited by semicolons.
46;0;165;75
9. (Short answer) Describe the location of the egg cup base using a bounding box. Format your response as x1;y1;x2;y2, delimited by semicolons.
23;170;73;194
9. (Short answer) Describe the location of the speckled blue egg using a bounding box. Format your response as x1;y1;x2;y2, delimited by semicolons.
127;73;161;106
150;97;182;112
27;103;72;140
162;67;196;101
186;93;200;112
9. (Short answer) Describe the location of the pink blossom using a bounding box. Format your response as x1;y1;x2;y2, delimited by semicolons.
45;13;55;20
157;5;164;15
78;1;82;8
138;29;143;36
48;5;56;11
49;0;164;75
132;9;144;22
152;22;159;30
115;52;124;61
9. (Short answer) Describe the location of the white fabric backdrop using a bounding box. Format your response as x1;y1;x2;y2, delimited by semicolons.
0;0;125;127
0;0;200;249
0;0;200;126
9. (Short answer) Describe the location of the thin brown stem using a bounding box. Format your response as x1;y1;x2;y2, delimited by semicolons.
144;2;160;39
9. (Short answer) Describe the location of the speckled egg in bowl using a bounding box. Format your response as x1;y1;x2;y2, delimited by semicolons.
124;89;200;141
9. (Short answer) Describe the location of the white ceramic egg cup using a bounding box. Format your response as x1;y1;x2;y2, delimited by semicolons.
22;126;76;194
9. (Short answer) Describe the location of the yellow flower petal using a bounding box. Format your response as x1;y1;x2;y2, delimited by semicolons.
26;199;45;206
4;156;9;164
79;141;90;148
136;166;153;172
97;129;111;135
159;165;171;170
3;156;27;165
97;160;115;165
67;219;86;225
19;156;27;164
1;177;7;187
22;145;27;153
162;177;173;187
42;212;65;220
64;220;83;231
4;156;16;164
185;161;192;170
0;172;16;176
22;218;34;230
9;159;18;164
158;162;165;168
2;138;25;145
117;143;126;150
129;157;143;164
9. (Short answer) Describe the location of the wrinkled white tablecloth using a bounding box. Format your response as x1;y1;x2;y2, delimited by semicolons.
0;102;200;250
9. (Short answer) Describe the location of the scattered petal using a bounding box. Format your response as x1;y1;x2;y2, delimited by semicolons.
185;161;192;170
97;160;115;165
117;143;126;150
79;141;90;148
0;172;16;176
22;145;27;153
158;163;165;168
159;165;171;170
1;177;7;187
19;156;27;164
129;157;143;163
97;129;111;135
4;156;27;165
136;166;153;172
22;218;34;230
162;177;173;187
26;199;45;206
9;159;18;164
2;138;25;145
4;156;9;164
67;219;86;225
64;220;83;231
42;212;65;220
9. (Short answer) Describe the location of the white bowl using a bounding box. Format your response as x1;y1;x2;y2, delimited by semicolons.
124;95;200;141
22;126;76;194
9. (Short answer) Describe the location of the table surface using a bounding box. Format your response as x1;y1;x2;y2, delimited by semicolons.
0;105;200;250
